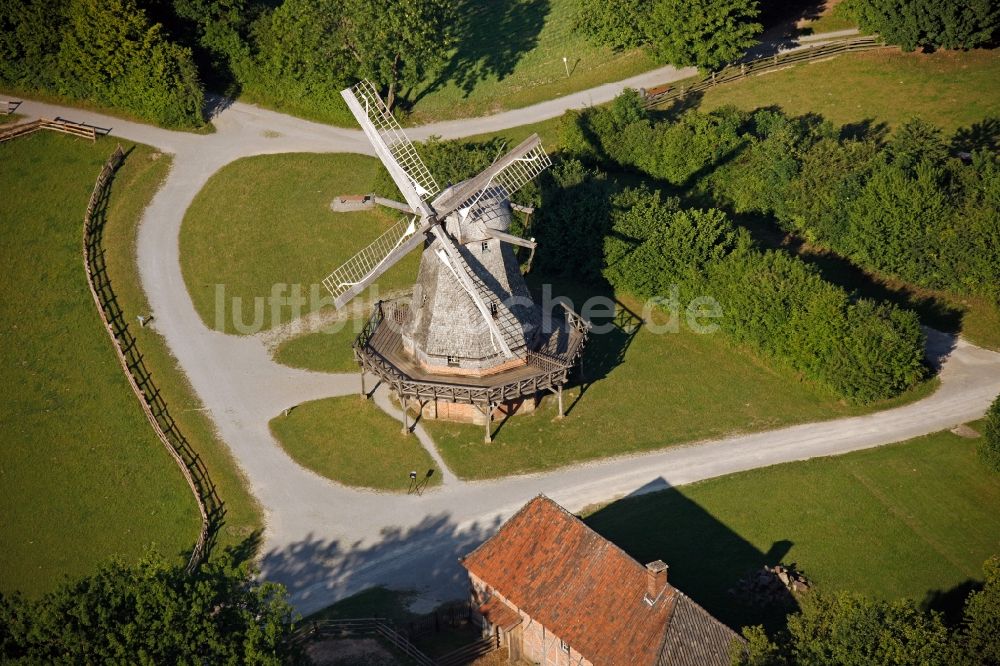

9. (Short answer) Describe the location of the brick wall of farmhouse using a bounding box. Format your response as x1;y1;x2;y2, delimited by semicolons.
469;573;592;666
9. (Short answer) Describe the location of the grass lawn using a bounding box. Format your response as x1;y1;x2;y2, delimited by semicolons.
696;48;1000;135
797;1;857;35
403;0;657;124
0;133;199;596
584;423;1000;630
270;397;441;492
102;150;262;551
180;153;420;334
272;318;363;374
421;292;937;480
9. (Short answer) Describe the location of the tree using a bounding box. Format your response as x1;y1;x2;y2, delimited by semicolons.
742;591;951;665
0;0;68;89
950;556;1000;663
248;0;352;111
576;0;648;51
0;549;297;664
979;393;1000;472
641;0;762;71
888;117;949;174
168;0;253;91
847;0;999;51
57;0;204;127
341;0;457;111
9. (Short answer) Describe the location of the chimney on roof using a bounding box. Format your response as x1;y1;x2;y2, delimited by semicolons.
644;560;669;605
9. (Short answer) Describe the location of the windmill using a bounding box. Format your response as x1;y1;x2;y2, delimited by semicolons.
322;81;588;441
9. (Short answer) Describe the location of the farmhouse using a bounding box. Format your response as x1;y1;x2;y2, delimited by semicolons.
461;495;743;666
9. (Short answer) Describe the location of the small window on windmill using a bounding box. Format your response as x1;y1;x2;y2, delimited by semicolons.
560;640;570;653
446;355;460;367
481;240;490;253
489;301;499;319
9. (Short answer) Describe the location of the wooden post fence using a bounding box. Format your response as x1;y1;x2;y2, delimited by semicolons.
641;35;887;110
82;145;217;573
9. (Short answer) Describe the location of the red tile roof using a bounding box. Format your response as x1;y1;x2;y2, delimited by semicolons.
461;495;741;666
479;596;522;631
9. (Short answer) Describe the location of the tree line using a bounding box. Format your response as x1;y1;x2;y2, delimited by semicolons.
738;556;1000;665
3;0;997;128
0;0;454;127
559;89;999;296
0;548;297;664
577;0;998;72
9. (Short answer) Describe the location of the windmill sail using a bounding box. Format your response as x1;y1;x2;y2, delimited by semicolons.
322;216;430;309
341;81;438;215
431;134;551;219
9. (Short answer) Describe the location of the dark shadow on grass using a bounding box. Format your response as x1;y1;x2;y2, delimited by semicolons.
647;89;707;123
585;477;799;632
524;275;641;417
840;117;890;143
952;116;1000;154
262;477;798;632
406;0;549;106
922;578;983;627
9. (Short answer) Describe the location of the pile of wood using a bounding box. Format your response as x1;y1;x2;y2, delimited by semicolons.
731;563;811;607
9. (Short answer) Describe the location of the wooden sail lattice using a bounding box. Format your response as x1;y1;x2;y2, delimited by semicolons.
322;216;422;307
351;79;438;199
432;135;551;218
461;144;551;215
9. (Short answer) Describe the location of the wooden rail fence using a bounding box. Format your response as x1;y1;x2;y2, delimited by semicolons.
2;99;20;115
83;145;221;573
0;116;98;143
641;35;886;109
291;619;438;666
436;637;498;666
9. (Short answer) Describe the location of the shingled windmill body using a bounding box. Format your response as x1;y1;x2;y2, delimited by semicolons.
321;81;588;441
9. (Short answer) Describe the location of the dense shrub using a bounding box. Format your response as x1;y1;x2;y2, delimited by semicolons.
741;557;1000;665
571;97;1000;304
846;0;998;51
0;0;205;128
0;549;296;663
603;188;925;402
980;393;1000;472
577;0;762;70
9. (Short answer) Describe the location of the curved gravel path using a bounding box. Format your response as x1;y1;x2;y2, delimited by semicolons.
13;45;1000;614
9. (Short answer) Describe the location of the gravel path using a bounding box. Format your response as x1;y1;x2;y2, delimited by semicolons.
12;39;1000;615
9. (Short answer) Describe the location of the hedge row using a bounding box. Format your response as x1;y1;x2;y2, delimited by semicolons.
563;92;1000;303
603;188;926;403
1;0;204;128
